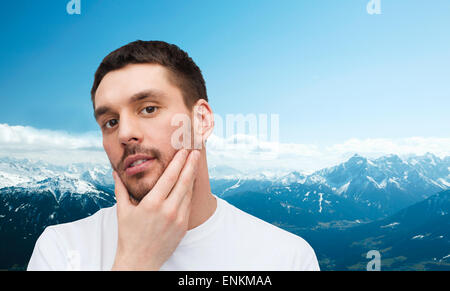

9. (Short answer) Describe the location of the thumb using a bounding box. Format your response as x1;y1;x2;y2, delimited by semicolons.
112;171;133;213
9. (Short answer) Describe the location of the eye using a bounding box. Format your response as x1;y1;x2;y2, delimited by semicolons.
104;119;118;129
141;106;157;115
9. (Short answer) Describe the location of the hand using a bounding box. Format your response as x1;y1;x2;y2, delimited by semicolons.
111;149;200;270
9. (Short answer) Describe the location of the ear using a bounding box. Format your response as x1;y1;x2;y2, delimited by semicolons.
192;99;214;150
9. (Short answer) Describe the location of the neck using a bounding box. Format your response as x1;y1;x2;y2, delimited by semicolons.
187;150;216;230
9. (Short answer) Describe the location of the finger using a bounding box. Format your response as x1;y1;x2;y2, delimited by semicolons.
113;171;133;213
178;181;194;222
165;150;199;208
143;149;189;204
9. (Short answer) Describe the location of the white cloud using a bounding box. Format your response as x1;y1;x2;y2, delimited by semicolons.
327;137;450;159
0;123;107;165
0;123;102;150
206;134;327;173
1;123;449;172
206;135;450;173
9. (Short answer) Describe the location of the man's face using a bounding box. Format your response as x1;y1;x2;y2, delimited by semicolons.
94;63;192;202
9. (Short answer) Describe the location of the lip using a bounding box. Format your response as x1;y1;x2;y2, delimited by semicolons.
124;154;155;176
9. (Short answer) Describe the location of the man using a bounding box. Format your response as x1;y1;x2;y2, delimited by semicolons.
27;40;320;271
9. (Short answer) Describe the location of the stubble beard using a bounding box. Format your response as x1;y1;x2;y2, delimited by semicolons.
111;144;172;203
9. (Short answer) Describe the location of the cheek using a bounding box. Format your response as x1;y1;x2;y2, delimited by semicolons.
155;126;179;159
151;123;180;162
162;115;194;150
143;115;179;148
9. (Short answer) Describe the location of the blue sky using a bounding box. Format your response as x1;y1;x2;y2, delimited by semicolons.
1;0;449;147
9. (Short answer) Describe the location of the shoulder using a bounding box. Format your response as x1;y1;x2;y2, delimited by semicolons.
219;197;307;245
218;197;320;270
27;205;117;270
46;205;117;241
34;205;116;255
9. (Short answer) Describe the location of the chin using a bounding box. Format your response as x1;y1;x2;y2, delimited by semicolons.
125;169;161;202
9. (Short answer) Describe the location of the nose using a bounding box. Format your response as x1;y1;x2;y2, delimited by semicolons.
117;114;143;146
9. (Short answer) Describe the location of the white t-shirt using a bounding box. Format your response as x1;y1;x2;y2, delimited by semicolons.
27;195;320;271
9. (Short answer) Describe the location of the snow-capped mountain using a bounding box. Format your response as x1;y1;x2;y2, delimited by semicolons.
208;164;298;181
0;153;449;270
1;152;448;219
315;153;450;191
306;153;449;214
0;158;115;270
0;157;113;192
212;153;450;218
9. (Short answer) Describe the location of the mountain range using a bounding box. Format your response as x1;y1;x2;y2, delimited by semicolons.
212;153;449;221
0;153;448;270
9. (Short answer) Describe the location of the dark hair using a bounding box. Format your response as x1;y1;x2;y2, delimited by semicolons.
91;40;208;109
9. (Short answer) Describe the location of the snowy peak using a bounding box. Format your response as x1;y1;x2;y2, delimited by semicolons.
1;153;448;210
208;153;449;196
0;157;112;195
15;174;101;199
347;153;368;165
277;171;307;185
81;167;114;187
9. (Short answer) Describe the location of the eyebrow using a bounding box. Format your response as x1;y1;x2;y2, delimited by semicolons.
94;89;166;121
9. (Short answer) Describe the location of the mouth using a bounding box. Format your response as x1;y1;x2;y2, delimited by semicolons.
124;154;156;176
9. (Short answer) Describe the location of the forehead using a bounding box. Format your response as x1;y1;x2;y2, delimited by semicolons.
94;63;183;109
